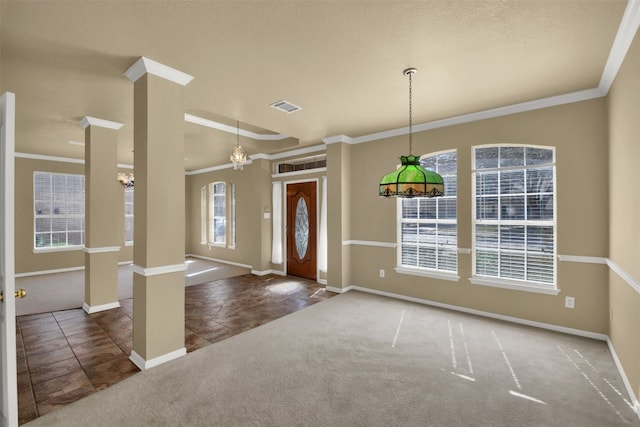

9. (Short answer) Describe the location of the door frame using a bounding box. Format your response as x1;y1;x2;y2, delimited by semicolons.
1;91;18;427
284;178;320;281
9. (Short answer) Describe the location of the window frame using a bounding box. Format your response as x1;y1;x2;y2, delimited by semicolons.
471;144;558;295
208;182;226;246
33;171;85;253
200;181;236;249
124;186;134;246
396;149;459;282
200;186;207;244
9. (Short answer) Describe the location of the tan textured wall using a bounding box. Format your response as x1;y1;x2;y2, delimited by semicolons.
326;142;351;289
251;159;274;272
348;98;609;333
185;163;263;267
85;125;120;247
608;29;640;403
133;75;185;268
14;157;132;274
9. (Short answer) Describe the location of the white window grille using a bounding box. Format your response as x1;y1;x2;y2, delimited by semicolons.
34;171;85;249
399;150;457;273
209;182;226;245
473;145;556;286
124;187;134;244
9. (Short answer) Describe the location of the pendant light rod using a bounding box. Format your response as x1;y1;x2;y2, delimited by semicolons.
403;67;417;155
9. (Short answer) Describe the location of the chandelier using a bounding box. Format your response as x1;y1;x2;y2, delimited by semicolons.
230;120;248;170
117;172;134;188
379;68;444;198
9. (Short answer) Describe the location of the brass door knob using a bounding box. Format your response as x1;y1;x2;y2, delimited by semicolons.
0;289;27;303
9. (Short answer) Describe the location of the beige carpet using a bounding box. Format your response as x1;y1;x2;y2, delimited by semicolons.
15;257;249;316
24;291;639;426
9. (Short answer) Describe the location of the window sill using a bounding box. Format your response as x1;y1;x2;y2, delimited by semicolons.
395;267;460;282
33;245;83;254
469;277;560;295
124;241;133;247
207;243;225;249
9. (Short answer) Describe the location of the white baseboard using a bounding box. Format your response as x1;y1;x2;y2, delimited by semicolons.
129;348;186;371
317;278;327;285
326;285;354;294
251;269;285;276
82;301;120;314
607;337;640;420
16;266;84;278
186;253;252;269
346;285;608;341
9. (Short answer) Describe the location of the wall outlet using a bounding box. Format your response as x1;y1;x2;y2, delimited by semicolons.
379;269;385;278
565;296;575;309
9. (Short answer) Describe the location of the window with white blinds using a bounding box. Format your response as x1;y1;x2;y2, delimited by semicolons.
124;187;134;244
200;186;207;244
209;182;226;245
473;146;556;286
399;150;457;273
34;171;85;249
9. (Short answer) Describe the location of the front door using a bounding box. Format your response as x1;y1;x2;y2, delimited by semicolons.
1;92;18;427
286;182;317;280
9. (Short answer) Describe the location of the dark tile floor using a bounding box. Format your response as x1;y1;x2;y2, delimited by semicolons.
16;274;335;425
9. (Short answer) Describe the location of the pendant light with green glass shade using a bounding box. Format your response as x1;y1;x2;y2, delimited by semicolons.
379;68;444;198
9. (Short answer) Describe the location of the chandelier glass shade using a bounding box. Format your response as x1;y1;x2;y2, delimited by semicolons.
379;154;443;197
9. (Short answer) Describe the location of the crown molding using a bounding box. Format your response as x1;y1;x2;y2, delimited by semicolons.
15;152;84;164
185;160;254;176
185;144;325;176
124;56;194;86
80;116;123;130
346;87;604;145
599;0;640;94
184;114;289;141
15;152;134;169
267;144;325;160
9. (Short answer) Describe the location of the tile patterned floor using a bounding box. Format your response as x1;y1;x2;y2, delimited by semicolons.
16;274;335;424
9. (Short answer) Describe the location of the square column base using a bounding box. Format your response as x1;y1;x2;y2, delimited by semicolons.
132;270;185;364
84;251;120;311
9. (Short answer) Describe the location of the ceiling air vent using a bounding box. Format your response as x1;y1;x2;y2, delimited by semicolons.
270;100;302;114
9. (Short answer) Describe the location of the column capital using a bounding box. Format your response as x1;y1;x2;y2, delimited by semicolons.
124;56;194;86
80;116;123;130
322;134;353;145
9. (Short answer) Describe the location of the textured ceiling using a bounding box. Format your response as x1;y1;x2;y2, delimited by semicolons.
0;0;629;171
